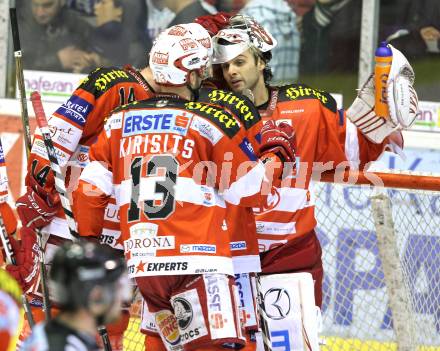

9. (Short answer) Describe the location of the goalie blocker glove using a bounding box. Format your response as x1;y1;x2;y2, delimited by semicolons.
346;45;420;143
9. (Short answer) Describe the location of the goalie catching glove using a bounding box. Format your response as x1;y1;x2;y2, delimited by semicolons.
346;45;420;143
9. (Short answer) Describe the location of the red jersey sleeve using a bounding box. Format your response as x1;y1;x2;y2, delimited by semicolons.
27;66;152;195
73;114;116;238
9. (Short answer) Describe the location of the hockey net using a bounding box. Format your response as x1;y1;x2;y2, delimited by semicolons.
122;170;440;350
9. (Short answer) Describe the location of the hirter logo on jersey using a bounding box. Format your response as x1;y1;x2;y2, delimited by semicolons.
179;38;198;51
168;25;188;36
152;52;169;65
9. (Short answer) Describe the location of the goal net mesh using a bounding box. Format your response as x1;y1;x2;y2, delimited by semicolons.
122;172;440;350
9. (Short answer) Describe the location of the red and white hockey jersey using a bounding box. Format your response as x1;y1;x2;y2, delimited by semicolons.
27;66;155;249
199;88;263;273
73;95;269;277
255;83;399;252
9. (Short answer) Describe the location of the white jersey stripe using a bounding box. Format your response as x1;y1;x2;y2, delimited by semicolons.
223;161;266;205
80;160;114;196
116;177;227;208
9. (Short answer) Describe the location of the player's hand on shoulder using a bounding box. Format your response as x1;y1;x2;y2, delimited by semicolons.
259;120;296;164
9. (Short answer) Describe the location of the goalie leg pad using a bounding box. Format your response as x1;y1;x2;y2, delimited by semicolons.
256;273;320;351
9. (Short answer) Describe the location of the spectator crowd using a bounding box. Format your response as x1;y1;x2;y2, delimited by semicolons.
17;0;439;83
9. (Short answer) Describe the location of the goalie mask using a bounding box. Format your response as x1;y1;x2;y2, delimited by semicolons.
149;23;212;86
212;14;277;64
49;241;131;324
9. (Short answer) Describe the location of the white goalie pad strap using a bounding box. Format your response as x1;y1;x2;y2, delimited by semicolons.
387;45;420;129
256;273;320;351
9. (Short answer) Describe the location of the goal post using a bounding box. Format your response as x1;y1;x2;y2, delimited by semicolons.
371;193;416;351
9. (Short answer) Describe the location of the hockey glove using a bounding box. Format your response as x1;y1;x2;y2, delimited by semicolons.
259;120;296;164
16;176;60;230
195;12;232;36
5;227;40;293
346;45;419;143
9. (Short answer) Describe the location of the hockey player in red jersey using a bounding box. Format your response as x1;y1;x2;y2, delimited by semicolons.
140;87;264;350
73;24;296;350
11;22;216;350
10;40;163;351
212;14;420;349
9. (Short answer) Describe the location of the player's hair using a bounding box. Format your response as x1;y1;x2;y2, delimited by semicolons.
249;46;273;83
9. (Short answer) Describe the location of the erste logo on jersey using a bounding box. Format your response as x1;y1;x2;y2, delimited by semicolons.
122;109;192;137
56;95;93;127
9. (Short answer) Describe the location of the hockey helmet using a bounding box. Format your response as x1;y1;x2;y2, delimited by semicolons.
212;14;277;64
149;23;212;86
174;22;213;56
49;241;130;315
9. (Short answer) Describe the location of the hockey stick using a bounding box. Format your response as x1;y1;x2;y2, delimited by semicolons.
0;137;35;328
9;3;32;156
30;92;79;238
31;92;113;351
9;2;52;325
98;326;112;351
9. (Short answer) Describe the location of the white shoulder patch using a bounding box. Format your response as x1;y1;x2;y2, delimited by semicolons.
190;115;223;145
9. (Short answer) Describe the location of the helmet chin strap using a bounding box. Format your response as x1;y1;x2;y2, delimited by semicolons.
187;72;203;101
188;83;200;101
